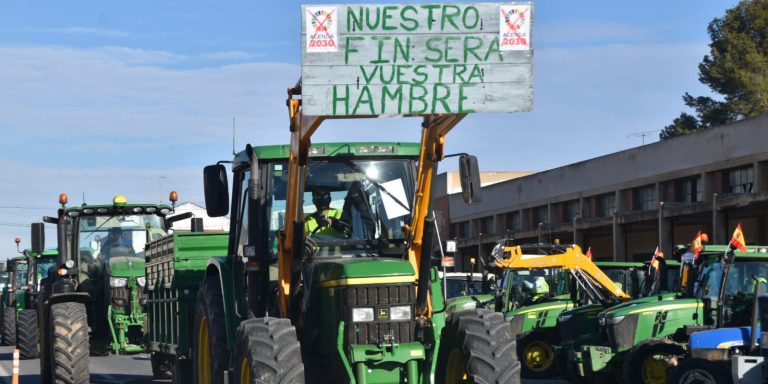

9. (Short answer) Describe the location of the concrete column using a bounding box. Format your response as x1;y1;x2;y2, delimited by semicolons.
702;173;713;203
612;211;626;261
658;202;673;257
573;216;584;246
712;193;728;244
755;161;767;193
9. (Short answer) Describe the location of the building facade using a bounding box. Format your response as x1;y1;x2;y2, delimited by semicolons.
440;115;768;269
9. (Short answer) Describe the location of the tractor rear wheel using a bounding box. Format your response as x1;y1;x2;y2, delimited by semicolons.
623;339;684;384
668;358;730;384
17;309;39;359
192;276;229;384
517;329;558;379
50;302;89;384
151;352;173;380
2;307;16;346
436;309;520;384
233;317;305;384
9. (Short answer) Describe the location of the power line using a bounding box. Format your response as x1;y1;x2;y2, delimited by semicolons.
0;222;31;228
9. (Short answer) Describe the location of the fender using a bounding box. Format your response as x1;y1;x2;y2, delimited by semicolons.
47;292;91;307
205;257;240;349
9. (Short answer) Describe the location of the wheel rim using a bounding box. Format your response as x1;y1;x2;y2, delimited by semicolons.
197;316;211;383
641;352;672;384
445;348;468;384
523;341;554;372
240;357;250;384
679;369;716;384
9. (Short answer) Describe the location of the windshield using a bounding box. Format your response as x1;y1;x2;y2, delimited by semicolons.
15;262;29;286
445;278;486;299
78;214;165;265
503;268;568;308
35;257;58;287
268;158;415;257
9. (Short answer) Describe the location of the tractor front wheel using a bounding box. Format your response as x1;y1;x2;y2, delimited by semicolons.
2;307;16;346
517;330;558;379
436;309;520;384
233;317;305;384
623;339;684;384
50;302;89;384
668;358;730;384
17;309;39;359
192;276;229;384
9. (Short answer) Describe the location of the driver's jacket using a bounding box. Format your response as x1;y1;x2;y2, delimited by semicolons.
524;276;550;300
305;208;343;236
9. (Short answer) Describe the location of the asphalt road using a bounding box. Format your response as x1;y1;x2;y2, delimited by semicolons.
0;345;572;383
0;346;164;384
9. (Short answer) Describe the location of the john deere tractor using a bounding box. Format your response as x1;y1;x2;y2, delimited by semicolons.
146;85;520;383
571;241;768;384
11;247;59;359
30;193;188;384
1;256;27;346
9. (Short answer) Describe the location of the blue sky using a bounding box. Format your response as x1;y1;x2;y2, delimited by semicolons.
0;0;739;255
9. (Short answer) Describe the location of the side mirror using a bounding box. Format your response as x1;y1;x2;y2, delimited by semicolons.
459;155;482;204
166;212;194;230
204;164;230;217
31;222;45;254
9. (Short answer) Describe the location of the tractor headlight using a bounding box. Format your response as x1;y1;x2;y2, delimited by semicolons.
136;277;146;287
389;305;412;321
599;315;625;326
110;277;128;288
352;308;374;322
491;242;504;260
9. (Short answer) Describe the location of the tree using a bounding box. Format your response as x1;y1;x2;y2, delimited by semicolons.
661;0;768;140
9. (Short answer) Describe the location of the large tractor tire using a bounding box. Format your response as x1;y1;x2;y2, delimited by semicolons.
192;276;229;384
436;309;520;384
151;352;173;380
233;317;305;384
668;358;730;384
623;338;685;384
50;302;89;384
517;329;558;379
17;309;39;359
2;307;16;346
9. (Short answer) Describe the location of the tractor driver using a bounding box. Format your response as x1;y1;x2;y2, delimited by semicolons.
101;227;134;259
523;269;551;301
304;188;351;238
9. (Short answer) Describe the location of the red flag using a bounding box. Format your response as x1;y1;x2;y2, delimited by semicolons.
691;231;703;260
586;247;592;260
730;224;747;252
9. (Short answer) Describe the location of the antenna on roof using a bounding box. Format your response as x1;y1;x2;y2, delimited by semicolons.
626;130;661;145
82;193;86;206
232;117;236;156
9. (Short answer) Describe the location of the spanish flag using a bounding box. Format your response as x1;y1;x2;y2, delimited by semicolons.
730;224;747;252
651;247;664;272
691;231;703;260
586;247;592;260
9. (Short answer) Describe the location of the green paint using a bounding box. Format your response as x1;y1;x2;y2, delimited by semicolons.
431;84;451;113
464;36;484;62
352;86;375;115
440;5;461;31
412;65;428;84
381;85;403;114
344;36;364;65
458;83;475;113
399;6;418;31
409;84;428;114
484;36;504;62
370;36;392;64
462;6;480;29
393;37;410;63
332;84;350;115
381;5;398;31
424;37;442;63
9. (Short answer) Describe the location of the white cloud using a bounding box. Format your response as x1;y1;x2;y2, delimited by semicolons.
200;50;259;60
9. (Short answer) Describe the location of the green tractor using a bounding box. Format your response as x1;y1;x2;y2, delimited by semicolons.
570;242;768;384
12;247;59;359
30;193;189;384
1;255;27;346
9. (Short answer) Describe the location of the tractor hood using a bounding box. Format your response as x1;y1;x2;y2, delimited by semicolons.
600;294;695;318
506;298;573;317
107;256;146;278
312;258;415;287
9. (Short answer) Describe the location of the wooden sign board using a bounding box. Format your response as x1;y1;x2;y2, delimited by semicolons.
301;3;534;117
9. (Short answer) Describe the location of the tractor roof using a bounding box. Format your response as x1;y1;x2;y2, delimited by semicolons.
242;142;422;161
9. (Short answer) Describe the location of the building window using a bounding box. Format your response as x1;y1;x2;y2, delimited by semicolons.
636;185;656;210
598;194;615;217
676;176;702;202
729;166;754;194
563;200;579;223
505;211;521;232
533;205;548;225
479;216;494;234
453;221;470;239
